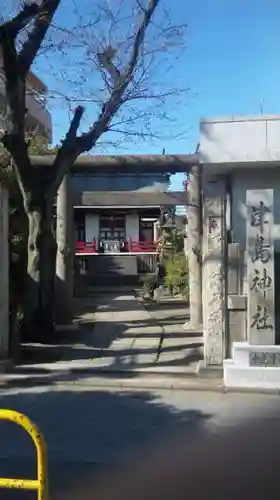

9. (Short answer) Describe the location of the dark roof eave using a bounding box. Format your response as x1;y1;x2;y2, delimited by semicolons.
30;154;198;174
75;190;188;207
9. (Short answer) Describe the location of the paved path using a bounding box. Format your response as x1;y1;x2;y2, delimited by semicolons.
73;293;165;367
0;384;280;498
140;298;203;372
17;293;202;376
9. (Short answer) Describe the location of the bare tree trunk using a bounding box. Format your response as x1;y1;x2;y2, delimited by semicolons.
0;0;168;345
22;200;57;342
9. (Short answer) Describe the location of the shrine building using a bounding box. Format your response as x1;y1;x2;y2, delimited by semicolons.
31;154;195;290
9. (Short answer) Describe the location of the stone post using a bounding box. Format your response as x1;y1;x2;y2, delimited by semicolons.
55;174;74;325
200;179;227;368
0;186;9;360
185;164;203;329
247;189;275;346
224;189;280;389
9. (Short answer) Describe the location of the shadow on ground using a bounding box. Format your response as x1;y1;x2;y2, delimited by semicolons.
141;299;189;312
0;387;211;499
17;294;202;374
75;295;189;313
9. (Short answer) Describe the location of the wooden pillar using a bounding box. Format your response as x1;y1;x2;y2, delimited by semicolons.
186;164;203;328
55;175;73;324
154;221;160;242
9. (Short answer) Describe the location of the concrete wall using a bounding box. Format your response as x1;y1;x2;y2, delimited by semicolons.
0;186;9;359
125;213;139;241
85;214;99;242
200;115;280;165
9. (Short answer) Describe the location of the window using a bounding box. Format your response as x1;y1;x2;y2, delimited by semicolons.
139;220;154;242
75;258;89;276
75;223;85;242
99;214;125;239
74;213;85;241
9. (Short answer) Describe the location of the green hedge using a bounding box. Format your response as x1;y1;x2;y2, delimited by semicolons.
164;252;189;298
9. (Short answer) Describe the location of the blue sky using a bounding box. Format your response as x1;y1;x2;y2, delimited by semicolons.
37;0;280;190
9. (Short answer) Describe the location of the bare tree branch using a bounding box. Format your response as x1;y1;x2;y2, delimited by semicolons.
1;2;39;39
0;16;31;197
48;105;85;196
97;46;121;86
19;0;61;75
109;127;160;139
127;0;159;76
1;0;187;193
0;31;24;131
0;0;62;199
76;0;160;153
0;0;189;334
2;131;34;202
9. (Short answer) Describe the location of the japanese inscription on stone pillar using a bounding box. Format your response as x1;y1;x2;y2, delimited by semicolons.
246;189;275;346
203;188;226;366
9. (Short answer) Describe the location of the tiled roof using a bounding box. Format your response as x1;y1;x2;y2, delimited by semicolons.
74;190;188;207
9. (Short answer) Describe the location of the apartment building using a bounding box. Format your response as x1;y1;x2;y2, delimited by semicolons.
0;53;52;139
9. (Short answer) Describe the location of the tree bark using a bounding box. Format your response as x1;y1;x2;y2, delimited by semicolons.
22;199;57;342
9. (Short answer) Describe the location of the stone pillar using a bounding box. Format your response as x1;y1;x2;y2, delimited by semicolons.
55;174;74;325
224;189;280;389
185;164;203;329
201;180;227;367
0;186;9;359
247;189;275;346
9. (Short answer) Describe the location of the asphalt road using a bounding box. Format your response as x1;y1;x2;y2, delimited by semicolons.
0;383;280;499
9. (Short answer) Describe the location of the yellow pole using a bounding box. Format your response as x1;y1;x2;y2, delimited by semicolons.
0;409;48;500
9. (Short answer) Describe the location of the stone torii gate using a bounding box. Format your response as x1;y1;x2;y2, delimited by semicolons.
30;154;202;326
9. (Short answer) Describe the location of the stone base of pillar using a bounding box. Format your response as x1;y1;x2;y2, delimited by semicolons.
196;359;223;378
224;342;280;389
153;286;164;304
183;320;203;333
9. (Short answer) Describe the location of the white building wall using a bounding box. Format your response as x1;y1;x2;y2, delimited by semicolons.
0;186;9;359
85;214;99;242
125;213;139;241
200;115;280;165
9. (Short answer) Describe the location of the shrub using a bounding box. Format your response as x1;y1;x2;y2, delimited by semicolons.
164;252;189;299
140;274;156;298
